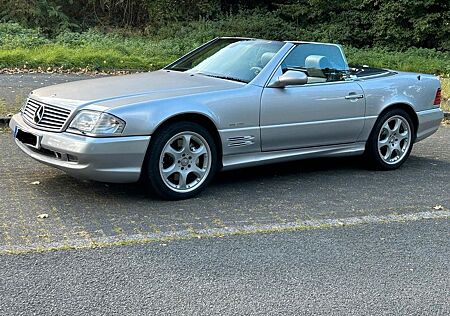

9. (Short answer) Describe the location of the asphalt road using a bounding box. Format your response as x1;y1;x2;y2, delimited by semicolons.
0;73;102;115
0;73;449;315
0;219;448;315
0;73;102;104
0;126;449;252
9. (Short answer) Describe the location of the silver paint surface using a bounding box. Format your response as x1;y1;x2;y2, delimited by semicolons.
10;39;444;182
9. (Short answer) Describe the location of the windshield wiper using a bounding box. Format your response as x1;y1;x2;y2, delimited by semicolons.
195;72;248;84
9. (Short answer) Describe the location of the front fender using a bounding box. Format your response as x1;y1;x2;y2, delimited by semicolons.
107;98;221;137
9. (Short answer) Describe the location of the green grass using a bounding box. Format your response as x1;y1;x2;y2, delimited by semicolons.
1;23;450;74
441;78;450;112
0;23;449;114
0;99;18;117
2;37;450;75
345;47;450;75
0;25;200;71
0;44;173;71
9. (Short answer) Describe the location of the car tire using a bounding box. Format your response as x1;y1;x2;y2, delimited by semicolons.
365;108;415;170
144;121;218;200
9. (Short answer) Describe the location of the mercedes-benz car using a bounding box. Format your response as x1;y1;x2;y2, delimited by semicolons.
9;37;444;199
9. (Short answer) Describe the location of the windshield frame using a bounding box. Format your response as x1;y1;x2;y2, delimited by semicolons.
164;37;286;84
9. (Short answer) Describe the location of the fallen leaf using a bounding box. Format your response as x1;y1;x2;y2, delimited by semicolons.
30;181;40;185
37;213;49;219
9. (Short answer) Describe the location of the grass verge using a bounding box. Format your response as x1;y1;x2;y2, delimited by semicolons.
441;78;450;112
1;23;450;75
0;99;18;117
0;24;449;115
0;44;174;72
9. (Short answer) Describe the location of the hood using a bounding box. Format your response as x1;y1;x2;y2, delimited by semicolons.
30;70;244;109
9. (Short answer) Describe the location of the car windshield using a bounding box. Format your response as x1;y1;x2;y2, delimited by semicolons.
167;39;285;83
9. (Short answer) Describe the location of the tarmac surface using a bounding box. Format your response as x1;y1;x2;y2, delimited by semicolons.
0;73;449;315
0;219;448;315
0;126;448;253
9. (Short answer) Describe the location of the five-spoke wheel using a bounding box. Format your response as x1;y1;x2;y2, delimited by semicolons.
377;115;412;165
366;109;414;170
144;121;218;200
159;132;212;193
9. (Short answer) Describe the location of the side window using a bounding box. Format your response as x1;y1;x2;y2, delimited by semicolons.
282;44;349;84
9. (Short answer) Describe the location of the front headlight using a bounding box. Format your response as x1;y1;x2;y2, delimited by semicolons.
67;110;126;136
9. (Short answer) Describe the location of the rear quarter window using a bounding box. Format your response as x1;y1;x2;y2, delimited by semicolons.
283;44;348;71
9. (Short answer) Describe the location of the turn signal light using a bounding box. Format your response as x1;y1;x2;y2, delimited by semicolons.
434;88;441;106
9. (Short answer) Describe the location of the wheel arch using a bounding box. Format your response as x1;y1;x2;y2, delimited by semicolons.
151;112;223;164
377;103;419;140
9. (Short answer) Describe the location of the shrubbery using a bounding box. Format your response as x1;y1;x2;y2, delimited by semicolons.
0;1;449;51
0;23;49;48
0;22;449;77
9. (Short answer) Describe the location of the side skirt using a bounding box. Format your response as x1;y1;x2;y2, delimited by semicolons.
222;142;366;171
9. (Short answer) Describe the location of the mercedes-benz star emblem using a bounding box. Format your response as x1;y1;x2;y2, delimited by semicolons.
34;105;45;124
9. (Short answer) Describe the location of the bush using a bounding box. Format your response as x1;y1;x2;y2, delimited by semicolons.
0;23;49;48
345;47;450;75
1;1;449;51
0;0;77;35
1;22;449;76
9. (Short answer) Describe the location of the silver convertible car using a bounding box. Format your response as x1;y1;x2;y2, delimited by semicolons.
10;37;444;199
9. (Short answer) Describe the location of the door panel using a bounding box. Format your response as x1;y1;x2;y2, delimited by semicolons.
260;82;365;151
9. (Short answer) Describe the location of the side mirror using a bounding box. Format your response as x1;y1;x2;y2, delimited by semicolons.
268;70;308;88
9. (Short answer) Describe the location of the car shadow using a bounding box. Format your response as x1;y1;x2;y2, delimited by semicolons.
4;151;447;247
214;155;367;185
37;153;448;202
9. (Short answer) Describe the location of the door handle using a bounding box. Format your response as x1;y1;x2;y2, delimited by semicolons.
345;93;364;100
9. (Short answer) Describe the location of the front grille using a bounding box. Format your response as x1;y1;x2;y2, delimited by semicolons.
22;98;72;131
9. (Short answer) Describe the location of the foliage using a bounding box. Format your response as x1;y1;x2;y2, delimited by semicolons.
0;0;78;35
344;47;450;75
0;1;449;51
0;23;49;48
145;9;294;42
1;23;449;78
147;0;221;25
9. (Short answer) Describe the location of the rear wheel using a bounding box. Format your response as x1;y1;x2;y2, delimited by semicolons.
365;109;414;170
144;121;218;200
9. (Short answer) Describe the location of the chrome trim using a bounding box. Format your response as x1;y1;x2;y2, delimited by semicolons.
227;135;256;147
22;98;72;132
345;94;364;100
219;126;259;133
355;71;395;80
222;142;366;170
262;116;367;129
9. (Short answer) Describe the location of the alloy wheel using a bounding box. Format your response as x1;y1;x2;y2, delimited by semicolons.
159;131;212;193
377;115;412;165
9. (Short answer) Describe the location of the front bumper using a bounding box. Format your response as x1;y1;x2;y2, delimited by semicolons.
416;108;444;142
9;114;151;183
